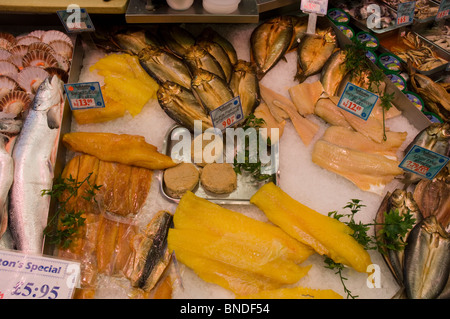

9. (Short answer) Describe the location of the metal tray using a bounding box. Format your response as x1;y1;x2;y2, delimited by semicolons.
380;0;440;24
158;124;280;205
377;29;450;77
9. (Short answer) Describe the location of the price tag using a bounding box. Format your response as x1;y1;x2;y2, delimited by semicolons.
396;1;416;25
0;250;80;299
301;0;328;14
57;6;95;33
64;82;105;111
210;96;244;131
436;0;450;20
337;82;378;120
399;145;450;180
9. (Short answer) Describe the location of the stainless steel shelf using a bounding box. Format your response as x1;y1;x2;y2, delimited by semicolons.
125;0;259;23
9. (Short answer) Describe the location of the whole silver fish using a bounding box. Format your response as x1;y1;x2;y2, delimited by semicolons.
404;215;450;299
9;75;64;254
0;134;13;239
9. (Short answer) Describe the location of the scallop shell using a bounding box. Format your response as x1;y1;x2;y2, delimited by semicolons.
17;66;49;94
0;32;16;45
52;53;70;72
41;30;73;48
16;36;40;46
7;54;24;70
45;67;69;83
28;30;46;39
0;61;19;79
27;42;56;55
0;49;12;61
0;75;21;100
22;50;59;69
9;45;28;57
0;90;31;118
0;38;13;51
49;40;73;60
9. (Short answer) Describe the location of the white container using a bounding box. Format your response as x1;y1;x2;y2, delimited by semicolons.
203;0;241;14
166;0;194;10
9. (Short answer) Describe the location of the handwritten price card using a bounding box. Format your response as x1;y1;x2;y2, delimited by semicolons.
0;250;80;299
436;0;450;20
210;96;244;131
399;145;450;179
396;1;416;25
64;82;105;111
337;82;378;120
301;0;328;14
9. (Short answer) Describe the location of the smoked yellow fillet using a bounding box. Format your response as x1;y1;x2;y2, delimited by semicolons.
168;228;311;284
250;182;372;273
173;249;285;296
253;102;285;144
322;126;407;160
259;84;319;145
90;53;136;78
95;160;153;216
175;191;314;264
74;154;100;215
58;154;80;208
63;132;177;170
238;286;343;299
288;81;324;116
72;94;126;125
339;109;386;144
96;215;120;275
312;140;403;194
314;97;352;129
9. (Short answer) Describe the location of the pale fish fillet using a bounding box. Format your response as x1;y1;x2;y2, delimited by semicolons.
312;140;403;194
288;80;324;116
371;100;402;121
322;126;407;160
260;84;319;145
314;97;352;129
339;109;386;144
253;102;286;144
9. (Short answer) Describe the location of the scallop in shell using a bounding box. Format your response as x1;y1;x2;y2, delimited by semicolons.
7;54;24;71
0;90;31;118
28;30;46;39
0;75;21;99
44;67;68;83
52;53;70;72
22;50;59;69
17;66;49;94
41;30;73;48
0;32;16;50
0;49;12;61
27;42;56;55
16;35;40;46
0;61;19;79
49;40;73;60
9;44;28;57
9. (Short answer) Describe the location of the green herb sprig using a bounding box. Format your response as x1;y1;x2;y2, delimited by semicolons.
42;172;102;249
233;114;275;183
324;199;416;298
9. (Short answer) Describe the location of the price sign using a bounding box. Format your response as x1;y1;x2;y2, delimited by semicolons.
337;82;378;120
0;250;80;299
64;82;105;111
301;0;328;14
399;145;450;180
57;6;95;33
210;96;244;131
396;1;416;26
436;0;450;20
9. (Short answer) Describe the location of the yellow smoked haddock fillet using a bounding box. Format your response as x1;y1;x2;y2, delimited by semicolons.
322;126;407;160
72;94;126;125
312;140;403;193
63;132;177;170
173;249;286;296
168;228;311;285
238;285;343;299
250;182;372;273
174;191;314;264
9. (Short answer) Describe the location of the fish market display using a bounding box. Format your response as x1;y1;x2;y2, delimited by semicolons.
410;71;450;121
9;75;64;254
421;23;450;52
74;53;159;124
250;182;372;273
382;0;439;20
381;31;448;72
